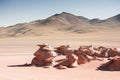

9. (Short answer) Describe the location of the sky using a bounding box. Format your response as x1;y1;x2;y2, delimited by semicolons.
0;0;120;27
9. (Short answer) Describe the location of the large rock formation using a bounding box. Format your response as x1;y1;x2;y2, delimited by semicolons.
54;53;78;68
97;56;120;71
31;43;57;67
30;44;120;70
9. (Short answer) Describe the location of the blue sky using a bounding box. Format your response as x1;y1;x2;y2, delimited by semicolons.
0;0;120;26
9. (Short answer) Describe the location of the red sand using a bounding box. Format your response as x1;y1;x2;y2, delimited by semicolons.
0;31;120;80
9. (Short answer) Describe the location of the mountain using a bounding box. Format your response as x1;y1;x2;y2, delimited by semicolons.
0;12;120;37
101;14;120;27
109;14;120;21
32;12;90;26
90;18;103;24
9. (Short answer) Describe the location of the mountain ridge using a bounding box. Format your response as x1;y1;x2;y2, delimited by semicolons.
0;12;120;37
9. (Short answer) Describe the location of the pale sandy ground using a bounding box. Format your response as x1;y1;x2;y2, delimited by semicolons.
0;30;120;80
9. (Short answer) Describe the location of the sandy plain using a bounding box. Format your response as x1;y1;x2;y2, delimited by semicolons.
0;30;120;80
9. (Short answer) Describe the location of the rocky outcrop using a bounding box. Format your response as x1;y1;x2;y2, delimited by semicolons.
97;56;120;71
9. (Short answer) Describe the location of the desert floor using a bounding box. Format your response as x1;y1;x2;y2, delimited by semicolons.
0;31;120;80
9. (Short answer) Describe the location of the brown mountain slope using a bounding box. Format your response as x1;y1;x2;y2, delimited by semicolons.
0;12;120;37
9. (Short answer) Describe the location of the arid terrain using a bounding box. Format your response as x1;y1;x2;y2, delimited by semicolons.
1;0;120;78
0;12;120;37
0;12;120;80
0;30;120;80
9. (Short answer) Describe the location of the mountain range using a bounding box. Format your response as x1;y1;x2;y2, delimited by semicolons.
0;12;120;37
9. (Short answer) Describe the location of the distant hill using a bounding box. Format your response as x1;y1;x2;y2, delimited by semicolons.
0;12;120;37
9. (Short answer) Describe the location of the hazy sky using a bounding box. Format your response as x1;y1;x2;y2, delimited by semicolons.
0;0;120;26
